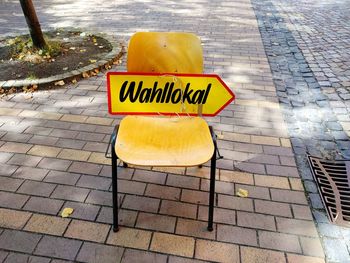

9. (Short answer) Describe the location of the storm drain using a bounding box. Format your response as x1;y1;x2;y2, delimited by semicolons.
308;155;350;227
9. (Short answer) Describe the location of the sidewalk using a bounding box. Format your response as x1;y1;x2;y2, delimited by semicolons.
0;0;325;262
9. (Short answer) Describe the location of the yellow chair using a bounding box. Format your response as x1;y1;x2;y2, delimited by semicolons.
110;32;219;232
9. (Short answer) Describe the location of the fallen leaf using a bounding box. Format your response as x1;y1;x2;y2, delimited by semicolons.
62;67;68;71
71;79;77;84
236;188;248;198
80;49;86;53
54;80;65;86
69;47;76;50
61;207;74;218
80;32;86;37
82;72;90;78
98;45;104;49
89;59;97;63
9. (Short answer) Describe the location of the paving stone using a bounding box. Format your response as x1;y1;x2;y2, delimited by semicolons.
300;236;325;257
176;218;215;240
198;206;236;225
133;169;167;184
195;239;239;263
0;164;18;176
44;170;81;185
1;132;32;143
24;126;53;136
144;184;180;200
151;233;195;258
55;138;86;150
65;220;110;243
24;214;70;236
7;153;42;167
0;229;41;253
100;165;133;179
4;253;50;263
13;166;49;181
118;179;146;195
0;191;29;209
254;174;290;189
68;161;103;175
0;142;32;153
218;195;254;211
57;149;91;161
122;195;160;213
0;251;7;262
181;189;209;205
255;199;292;217
27;145;62;158
96;207;137;227
0;176;23;191
0;152;13;163
29;135;59;146
160;200;197;219
259;230;301;253
107;227;152;250
24;196;64;215
37;157;72;171
240;246;286;263
77;174;111;190
276;217;318;237
235;184;270;199
60;201;99;221
292;204;313;220
217;224;257;246
122;249;167;263
286;254;325;263
237;211;276;231
167;174;200;190
51;185;90;202
136;212;176;233
77;242;124;263
270;189;308;204
18;180;56;197
85;190;112;206
168;256;206;263
0;208;31;229
220;170;254;185
34;236;82;261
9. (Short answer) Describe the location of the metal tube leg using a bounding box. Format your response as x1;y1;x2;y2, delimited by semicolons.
111;140;119;232
208;150;216;231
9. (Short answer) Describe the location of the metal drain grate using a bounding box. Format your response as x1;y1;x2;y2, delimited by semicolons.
308;155;350;227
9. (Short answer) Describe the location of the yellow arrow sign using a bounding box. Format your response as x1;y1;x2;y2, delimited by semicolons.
107;72;235;117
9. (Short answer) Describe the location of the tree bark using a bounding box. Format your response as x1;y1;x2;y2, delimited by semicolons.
19;0;46;49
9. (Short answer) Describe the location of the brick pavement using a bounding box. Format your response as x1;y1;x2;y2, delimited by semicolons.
251;0;350;262
0;0;327;262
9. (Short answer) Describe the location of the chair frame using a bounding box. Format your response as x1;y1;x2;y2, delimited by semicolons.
110;124;218;232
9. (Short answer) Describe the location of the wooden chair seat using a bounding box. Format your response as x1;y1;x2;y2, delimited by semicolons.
115;116;214;167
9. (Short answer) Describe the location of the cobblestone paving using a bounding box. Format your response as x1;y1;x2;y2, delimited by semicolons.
0;0;327;262
251;0;350;262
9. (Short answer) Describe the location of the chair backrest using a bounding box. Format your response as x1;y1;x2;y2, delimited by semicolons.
126;32;204;115
127;32;203;74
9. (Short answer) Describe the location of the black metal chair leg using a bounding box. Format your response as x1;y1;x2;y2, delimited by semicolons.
111;134;119;232
207;150;216;231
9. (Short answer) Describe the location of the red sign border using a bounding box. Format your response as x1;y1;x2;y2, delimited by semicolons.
107;72;235;117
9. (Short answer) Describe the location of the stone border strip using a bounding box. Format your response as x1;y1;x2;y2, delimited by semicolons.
0;27;125;92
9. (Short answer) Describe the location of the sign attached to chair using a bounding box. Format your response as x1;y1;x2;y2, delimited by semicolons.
107;72;235;117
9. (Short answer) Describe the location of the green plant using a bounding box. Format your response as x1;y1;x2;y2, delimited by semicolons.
26;72;37;80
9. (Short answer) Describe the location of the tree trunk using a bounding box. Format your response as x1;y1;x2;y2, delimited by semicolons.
19;0;46;49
